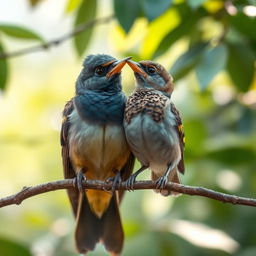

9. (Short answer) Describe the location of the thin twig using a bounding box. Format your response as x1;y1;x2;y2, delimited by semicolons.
0;15;114;59
0;179;256;208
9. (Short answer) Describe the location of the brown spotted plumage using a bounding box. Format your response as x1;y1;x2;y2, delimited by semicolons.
125;89;168;124
124;59;185;196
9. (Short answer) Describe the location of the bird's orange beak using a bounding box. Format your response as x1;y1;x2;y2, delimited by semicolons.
126;60;148;78
106;57;132;78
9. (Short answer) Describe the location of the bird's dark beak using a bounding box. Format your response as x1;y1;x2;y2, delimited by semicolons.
126;60;147;78
106;57;132;78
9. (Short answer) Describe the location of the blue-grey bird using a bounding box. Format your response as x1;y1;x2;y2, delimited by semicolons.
60;54;134;255
124;60;185;196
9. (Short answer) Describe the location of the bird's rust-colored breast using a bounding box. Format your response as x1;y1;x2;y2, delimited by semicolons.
125;89;168;123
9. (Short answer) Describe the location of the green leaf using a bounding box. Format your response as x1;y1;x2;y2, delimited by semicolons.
153;9;201;58
0;237;32;256
237;247;256;256
227;43;255;92
114;0;141;33
229;11;256;40
196;44;228;91
74;0;97;57
153;3;207;58
28;0;43;7
184;119;207;155
206;147;256;165
0;42;8;91
188;0;207;9
141;8;180;59
141;0;172;21
0;24;44;42
65;0;82;13
170;42;208;80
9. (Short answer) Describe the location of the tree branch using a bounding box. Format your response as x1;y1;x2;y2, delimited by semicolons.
0;179;256;208
0;15;114;59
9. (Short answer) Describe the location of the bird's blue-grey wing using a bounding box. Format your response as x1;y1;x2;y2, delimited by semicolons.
61;99;79;216
118;152;135;201
170;102;185;174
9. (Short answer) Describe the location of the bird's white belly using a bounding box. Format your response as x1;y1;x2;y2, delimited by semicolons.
125;113;180;170
68;109;129;176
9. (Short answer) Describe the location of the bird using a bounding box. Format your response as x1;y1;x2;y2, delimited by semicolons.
60;54;135;255
124;59;185;196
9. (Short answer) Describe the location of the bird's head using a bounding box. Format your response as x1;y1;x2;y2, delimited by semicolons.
76;54;130;94
127;60;174;95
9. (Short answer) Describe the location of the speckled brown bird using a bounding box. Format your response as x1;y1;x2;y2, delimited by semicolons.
61;54;134;255
124;60;185;196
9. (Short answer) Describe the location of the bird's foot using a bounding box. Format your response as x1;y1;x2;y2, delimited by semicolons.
76;171;86;194
105;172;122;192
125;173;139;191
125;165;148;191
155;175;168;191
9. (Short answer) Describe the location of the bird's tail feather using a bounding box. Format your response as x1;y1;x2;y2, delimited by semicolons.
152;167;181;197
75;192;123;255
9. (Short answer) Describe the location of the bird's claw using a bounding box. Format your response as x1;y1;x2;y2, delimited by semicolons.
105;172;122;192
155;175;168;190
125;174;138;191
124;165;148;191
76;172;86;194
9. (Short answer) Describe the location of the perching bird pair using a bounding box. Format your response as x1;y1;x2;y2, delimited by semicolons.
60;54;185;255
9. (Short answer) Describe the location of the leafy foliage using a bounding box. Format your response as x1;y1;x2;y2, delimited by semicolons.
73;0;97;57
153;6;204;58
0;24;43;91
114;0;141;33
0;41;8;91
0;0;254;92
195;44;228;90
227;42;255;92
0;24;44;42
170;42;208;80
141;0;172;21
0;237;32;256
113;0;255;91
65;0;82;13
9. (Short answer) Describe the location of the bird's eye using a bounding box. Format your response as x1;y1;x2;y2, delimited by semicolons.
147;66;156;74
95;66;105;76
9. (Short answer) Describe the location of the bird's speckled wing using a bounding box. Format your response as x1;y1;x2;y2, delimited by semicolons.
170;102;185;174
60;99;79;216
125;89;168;123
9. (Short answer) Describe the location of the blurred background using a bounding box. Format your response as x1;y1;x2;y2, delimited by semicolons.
0;0;256;255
